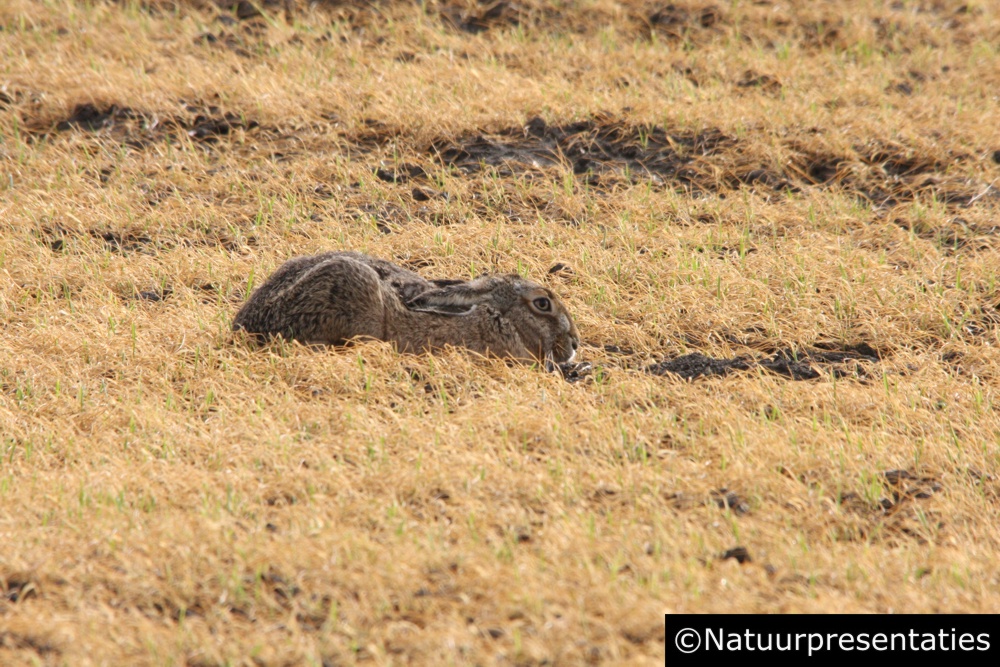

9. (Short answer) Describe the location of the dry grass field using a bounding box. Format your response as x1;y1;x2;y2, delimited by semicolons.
2;0;1000;664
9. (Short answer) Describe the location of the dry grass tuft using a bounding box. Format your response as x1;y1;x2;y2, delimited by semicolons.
2;0;1000;664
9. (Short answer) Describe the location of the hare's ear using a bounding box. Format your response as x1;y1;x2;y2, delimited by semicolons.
407;279;496;316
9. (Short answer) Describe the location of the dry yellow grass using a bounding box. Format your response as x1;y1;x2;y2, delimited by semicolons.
2;0;1000;664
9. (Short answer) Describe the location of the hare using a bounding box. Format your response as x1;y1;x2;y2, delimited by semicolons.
232;252;580;364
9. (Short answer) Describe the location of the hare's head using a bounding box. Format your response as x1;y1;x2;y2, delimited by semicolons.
407;274;580;364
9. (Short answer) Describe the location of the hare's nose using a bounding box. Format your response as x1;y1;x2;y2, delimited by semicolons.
571;339;579;351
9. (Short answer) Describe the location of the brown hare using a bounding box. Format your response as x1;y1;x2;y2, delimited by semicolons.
232;252;580;364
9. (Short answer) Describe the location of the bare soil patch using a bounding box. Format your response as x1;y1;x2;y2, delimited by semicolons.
26;100;262;148
646;342;883;381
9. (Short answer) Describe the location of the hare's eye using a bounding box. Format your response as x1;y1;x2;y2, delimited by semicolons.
532;297;552;312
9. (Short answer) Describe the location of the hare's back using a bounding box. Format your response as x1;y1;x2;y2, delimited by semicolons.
345;254;436;303
299;252;453;304
234;253;388;344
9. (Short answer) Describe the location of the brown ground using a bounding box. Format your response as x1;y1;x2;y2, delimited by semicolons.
2;0;1000;664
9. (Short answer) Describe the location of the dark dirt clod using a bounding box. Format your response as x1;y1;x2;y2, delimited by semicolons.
711;489;750;515
648;4;724;38
967;468;995;483
736;70;782;93
547;262;573;275
351;202;408;233
860;142;944;177
719;546;752;564
883;469;941;494
2;573;39;603
844;470;946;513
882;470;917;486
193;28;256;57
375;163;426;184
441;0;528;34
93;230;156;254
736;168;794;190
0;631;58;656
887;81;914;95
232;0;262;21
558;361;592;383
411;187;447;202
811;341;883;361
758;349;821;380
669;489;750;514
791;148;844;185
188;112;259;141
134;288;172;302
56;103;137;131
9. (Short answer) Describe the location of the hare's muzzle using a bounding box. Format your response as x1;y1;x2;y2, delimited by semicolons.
553;334;580;364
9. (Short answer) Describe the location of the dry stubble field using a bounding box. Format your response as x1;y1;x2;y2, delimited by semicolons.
2;0;1000;664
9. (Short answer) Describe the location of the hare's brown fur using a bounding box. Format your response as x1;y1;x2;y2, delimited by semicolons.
232;252;580;363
